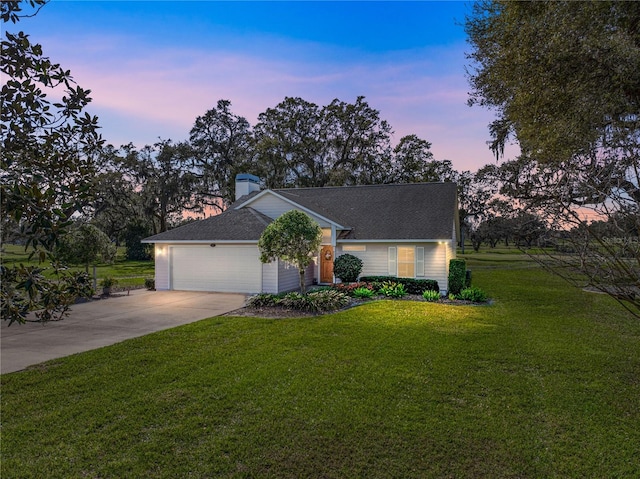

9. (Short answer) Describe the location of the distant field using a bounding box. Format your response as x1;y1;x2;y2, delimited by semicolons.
1;244;154;289
458;244;538;271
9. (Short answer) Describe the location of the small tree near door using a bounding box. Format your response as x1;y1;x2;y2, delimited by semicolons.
258;210;322;294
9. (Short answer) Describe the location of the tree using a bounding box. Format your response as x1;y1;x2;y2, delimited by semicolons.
56;223;116;273
252;96;396;189
258;210;322;294
89;145;147;244
455;166;500;250
391;134;455;183
467;1;640;164
189;99;253;209
1;0;101;324
123;220;153;261
253;97;326;188
122;141;198;234
466;1;640;316
322;96;393;185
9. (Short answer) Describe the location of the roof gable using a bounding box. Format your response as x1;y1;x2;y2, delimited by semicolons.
236;189;346;229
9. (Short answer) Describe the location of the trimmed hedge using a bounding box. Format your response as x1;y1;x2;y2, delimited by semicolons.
448;259;466;295
359;276;439;294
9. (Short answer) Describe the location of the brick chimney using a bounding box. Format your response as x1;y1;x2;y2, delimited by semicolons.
235;173;261;201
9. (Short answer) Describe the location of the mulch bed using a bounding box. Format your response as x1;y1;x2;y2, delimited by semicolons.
221;294;481;319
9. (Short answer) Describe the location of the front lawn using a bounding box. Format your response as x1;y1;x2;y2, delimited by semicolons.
2;264;639;478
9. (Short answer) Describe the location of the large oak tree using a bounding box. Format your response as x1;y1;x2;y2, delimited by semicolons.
466;0;640;315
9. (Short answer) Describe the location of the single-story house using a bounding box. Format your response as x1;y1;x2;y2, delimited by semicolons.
142;174;460;294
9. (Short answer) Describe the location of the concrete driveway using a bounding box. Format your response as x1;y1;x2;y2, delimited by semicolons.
1;290;247;374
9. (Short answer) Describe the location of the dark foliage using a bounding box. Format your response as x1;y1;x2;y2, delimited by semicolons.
448;259;467;296
359;276;439;295
333;254;363;283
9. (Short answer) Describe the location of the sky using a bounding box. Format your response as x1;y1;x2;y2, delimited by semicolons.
15;0;518;172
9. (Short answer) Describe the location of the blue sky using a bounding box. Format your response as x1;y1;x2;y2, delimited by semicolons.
17;1;516;172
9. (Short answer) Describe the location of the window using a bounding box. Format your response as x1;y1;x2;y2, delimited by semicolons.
397;247;415;278
342;245;366;252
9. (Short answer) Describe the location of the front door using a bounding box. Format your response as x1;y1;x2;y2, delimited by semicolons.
320;245;334;283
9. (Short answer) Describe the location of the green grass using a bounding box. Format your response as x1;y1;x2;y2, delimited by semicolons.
1;244;154;288
2;261;640;478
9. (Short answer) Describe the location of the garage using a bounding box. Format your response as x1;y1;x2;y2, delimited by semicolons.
169;245;262;293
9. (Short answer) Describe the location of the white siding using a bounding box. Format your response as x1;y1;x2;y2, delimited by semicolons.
154;244;170;290
262;261;278;294
249;192;333;227
337;242;448;292
444;239;456;292
271;260;316;292
424;244;447;292
305;261;316;288
249;193;293;219
278;260;300;292
337;243;390;278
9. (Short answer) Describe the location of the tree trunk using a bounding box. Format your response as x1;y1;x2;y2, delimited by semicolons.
299;268;306;294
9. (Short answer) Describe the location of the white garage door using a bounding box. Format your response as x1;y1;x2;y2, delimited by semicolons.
170;245;262;293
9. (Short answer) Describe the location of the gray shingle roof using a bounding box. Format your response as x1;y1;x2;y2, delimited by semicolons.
143;182;457;242
143;207;272;242
273;182;458;240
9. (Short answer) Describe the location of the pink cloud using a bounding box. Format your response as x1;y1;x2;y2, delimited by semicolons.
39;32;517;172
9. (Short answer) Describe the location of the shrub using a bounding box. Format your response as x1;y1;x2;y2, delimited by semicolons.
99;277;118;288
333;254;363;283
448;259;467;295
144;278;155;290
330;282;375;296
278;290;351;312
379;281;407;298
246;293;281;308
279;292;310;310
352;287;375;299
359;276;439;294
306;290;351;311
458;287;488;303
422;289;441;302
248;290;350;312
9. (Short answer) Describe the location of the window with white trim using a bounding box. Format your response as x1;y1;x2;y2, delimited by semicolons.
342;245;366;252
397;247;415;278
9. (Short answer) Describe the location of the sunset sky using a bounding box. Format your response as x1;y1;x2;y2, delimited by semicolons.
16;0;518;172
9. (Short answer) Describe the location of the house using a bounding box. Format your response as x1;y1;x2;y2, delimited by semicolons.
142;174;460;294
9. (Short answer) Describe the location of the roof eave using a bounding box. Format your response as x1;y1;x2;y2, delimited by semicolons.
141;239;259;244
